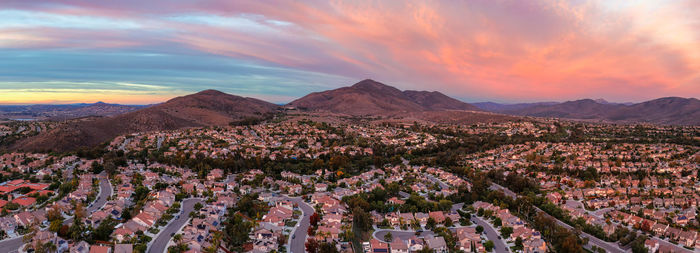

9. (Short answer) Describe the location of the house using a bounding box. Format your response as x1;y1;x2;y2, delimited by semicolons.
89;245;111;253
679;231;697;248
370;238;389;253
652;223;668;236
70;241;90;253
14;211;35;227
407;236;424;252
13;196;36;207
426;236;447;253
525;238;547;253
390;238;409;253
414;213;429;226
114;244;133;253
112;227;135;242
645;239;659;253
388;197;405;205
428;211;445;224
132;212;156;227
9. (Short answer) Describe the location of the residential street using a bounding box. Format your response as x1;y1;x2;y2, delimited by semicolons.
286;196;315;253
0;172;113;253
490;183;629;253
148;198;203;253
373;229;434;242
470;216;509;253
64;172;113;225
0;237;22;253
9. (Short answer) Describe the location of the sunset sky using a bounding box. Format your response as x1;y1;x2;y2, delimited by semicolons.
1;0;698;104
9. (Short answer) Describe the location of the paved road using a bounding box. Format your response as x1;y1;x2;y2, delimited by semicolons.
373;229;434;242
451;203;464;212
0;237;22;253
489;183;628;253
65;172;113;225
471;216;509;253
425;174;449;189
0;172;113;253
149;198;203;253
488;184;517;199
89;172;113;213
286;197;314;253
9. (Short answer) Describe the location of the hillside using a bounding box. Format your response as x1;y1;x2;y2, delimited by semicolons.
484;97;700;125
12;90;279;152
0;102;146;120
289;79;479;115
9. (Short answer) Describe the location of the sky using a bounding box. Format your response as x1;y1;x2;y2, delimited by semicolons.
0;0;698;105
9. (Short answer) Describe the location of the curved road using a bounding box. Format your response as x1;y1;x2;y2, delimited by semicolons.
471;216;509;253
372;217;508;253
0;237;22;253
0;172;113;253
374;229;434;242
148;198;203;253
489;183;628;253
286;196;314;253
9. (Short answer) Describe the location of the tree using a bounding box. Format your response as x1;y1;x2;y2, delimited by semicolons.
318;242;339;253
68;217;85;241
74;202;87;221
305;238;319;253
49;220;62;233
352;207;372;232
93;217;118;241
484;240;495;252
174;234;183;244
515;237;523;249
426;217;436;230
444;217;453;227
223;213;253;251
476;225;484;234
500;226;513;239
310;212;321;227
493;217;502;227
384;232;393;243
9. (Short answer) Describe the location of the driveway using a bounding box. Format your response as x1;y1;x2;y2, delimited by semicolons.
148;198;203;253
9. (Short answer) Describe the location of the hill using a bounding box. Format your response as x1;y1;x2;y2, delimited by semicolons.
484;97;700;125
288;79;479;115
0;102;146;120
12;90;279;152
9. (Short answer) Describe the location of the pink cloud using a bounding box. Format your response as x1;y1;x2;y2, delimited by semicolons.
1;0;698;102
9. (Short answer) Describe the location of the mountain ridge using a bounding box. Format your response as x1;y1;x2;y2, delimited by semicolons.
476;97;700;125
11;90;279;152
288;79;480;115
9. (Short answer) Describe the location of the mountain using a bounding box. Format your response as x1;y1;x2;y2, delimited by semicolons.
0;102;146;120
607;97;700;125
12;90;279;152
472;101;559;112
403;90;480;111
289;79;479;115
484;97;700;125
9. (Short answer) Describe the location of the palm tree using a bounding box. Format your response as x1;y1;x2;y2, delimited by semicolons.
44;242;57;253
174;234;183;244
22;225;37;251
